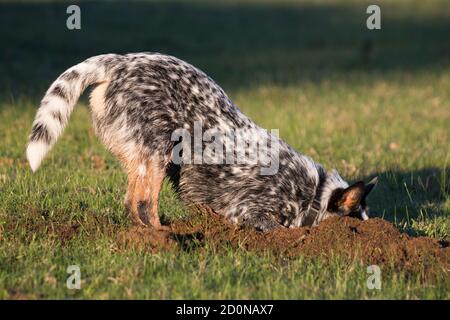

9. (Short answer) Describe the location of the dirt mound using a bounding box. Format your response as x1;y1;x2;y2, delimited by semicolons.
117;226;175;253
117;205;449;275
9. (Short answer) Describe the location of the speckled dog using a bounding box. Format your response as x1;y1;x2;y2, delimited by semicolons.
27;53;377;231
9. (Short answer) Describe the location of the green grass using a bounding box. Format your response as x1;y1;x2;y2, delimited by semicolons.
0;0;449;299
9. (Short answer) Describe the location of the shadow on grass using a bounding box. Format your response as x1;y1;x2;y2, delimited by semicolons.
1;0;449;100
359;167;449;235
170;231;205;252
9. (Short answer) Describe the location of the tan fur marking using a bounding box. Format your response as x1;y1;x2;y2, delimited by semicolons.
124;157;166;229
340;187;363;210
124;173;144;226
147;159;165;228
90;82;109;119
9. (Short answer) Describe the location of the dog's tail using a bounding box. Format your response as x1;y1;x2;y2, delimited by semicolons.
26;54;120;172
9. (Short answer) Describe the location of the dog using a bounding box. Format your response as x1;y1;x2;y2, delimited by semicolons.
26;53;377;232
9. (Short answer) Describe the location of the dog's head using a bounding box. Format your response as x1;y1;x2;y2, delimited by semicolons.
326;177;378;220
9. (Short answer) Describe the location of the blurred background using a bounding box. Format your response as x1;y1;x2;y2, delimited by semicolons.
1;0;449;94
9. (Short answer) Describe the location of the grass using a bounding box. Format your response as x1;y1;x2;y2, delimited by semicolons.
0;0;449;299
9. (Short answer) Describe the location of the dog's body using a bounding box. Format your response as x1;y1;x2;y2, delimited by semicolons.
27;53;375;231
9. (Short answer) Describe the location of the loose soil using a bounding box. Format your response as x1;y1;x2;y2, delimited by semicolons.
117;205;449;275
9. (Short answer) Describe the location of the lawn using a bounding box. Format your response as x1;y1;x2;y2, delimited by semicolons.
0;0;449;299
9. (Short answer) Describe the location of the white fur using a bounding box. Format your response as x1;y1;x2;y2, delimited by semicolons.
26;141;50;172
138;164;147;177
361;210;369;221
36;111;63;137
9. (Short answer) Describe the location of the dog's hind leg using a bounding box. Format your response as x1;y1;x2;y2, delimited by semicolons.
125;157;167;230
90;81;169;229
124;171;144;226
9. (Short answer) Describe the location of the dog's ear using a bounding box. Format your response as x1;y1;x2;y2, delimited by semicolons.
364;176;378;197
329;181;365;213
339;181;365;211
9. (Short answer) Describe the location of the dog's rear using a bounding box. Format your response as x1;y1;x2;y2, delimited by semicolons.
26;54;172;229
26;53;234;230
